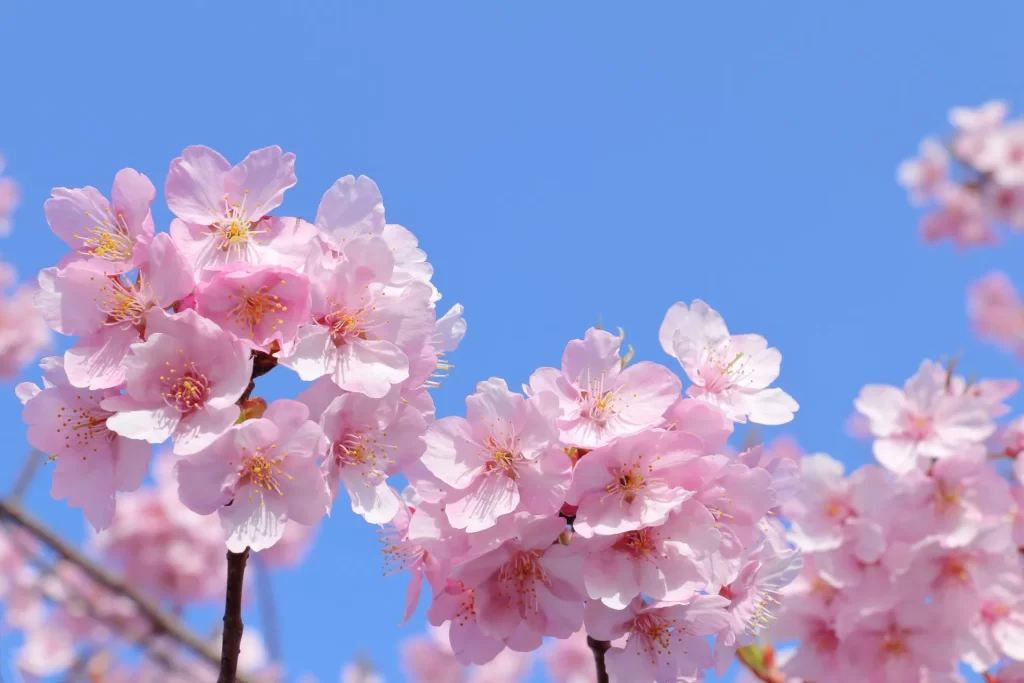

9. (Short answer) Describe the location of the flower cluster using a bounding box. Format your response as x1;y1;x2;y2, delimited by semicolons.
380;299;801;682
768;360;1024;683
20;145;463;550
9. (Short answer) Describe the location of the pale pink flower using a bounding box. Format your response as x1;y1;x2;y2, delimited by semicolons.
528;327;681;448
427;579;505;665
661;397;733;452
854;360;995;474
21;358;151;530
659;299;798;425
0;153;20;235
299;377;426;523
786;454;883;552
280;235;435;398
575;499;720;608
542;628;594;683
969;271;1024;357
975;121;1024;186
454;515;585;652
1001;416;1024;460
424;377;571;532
839;603;957;683
102;308;251;454
982;181;1024;229
959;573;1024;672
314;174;385;250
383;500;456;625
175;399;331;552
584;595;731;683
401;624;465;683
946;374;1018;417
166;145;315;276
383;223;441;302
0;283;51;379
898;138;949;204
950;100;1009;164
44;168;155;273
891;454;1011;548
35;232;194;389
16;625;77;679
773;599;842;682
920;185;997;247
195;264;311;352
565;430;702;538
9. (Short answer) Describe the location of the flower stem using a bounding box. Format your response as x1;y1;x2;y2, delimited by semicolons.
218;547;250;683
587;635;610;683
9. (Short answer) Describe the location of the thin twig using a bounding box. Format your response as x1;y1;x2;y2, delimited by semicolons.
252;553;282;662
9;449;42;502
586;636;610;683
218;548;250;683
0;500;244;679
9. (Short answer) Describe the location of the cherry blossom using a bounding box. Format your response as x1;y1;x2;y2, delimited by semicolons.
528;327;681;448
898;138;949;204
970;271;1024;358
659;299;798;425
0;152;20;235
174;399;331;552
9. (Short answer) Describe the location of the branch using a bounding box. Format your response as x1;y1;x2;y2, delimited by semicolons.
586;636;610;683
0;500;246;680
9;449;42;502
217;548;250;683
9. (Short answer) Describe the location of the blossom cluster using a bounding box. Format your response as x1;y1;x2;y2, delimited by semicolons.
381;299;801;683
765;359;1024;683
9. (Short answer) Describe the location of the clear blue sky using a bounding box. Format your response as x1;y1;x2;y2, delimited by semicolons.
1;2;1022;681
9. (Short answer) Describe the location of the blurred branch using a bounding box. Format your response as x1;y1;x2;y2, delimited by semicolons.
218;548;250;683
586;636;610;683
252;552;282;662
0;499;245;679
9;449;42;502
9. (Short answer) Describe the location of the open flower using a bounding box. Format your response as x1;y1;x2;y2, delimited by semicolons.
659;299;798;425
101;308;251;454
174;399;331;552
166;145;315;276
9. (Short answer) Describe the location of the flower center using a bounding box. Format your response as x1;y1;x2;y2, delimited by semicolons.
237;446;289;497
96;275;149;326
902;413;933;440
880;626;909;656
320;298;371;347
613;528;659;558
208;191;268;257
698;348;749;392
54;394;113;453
160;361;211;414
481;435;522;479
603;461;648;505
74;208;134;263
631;613;676;655
982;601;1010;624
226;284;286;337
495;550;551;613
934;481;961;512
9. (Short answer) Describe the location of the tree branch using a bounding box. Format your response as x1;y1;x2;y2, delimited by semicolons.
586;636;610;683
217;548;250;683
9;449;42;502
0;500;244;678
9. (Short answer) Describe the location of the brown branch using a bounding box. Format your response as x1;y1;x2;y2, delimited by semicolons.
218;548;250;683
0;500;246;680
586;636;610;683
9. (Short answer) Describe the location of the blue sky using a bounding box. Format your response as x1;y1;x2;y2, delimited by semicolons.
1;1;1022;681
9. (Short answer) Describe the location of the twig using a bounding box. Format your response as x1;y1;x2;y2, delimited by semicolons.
586;636;610;683
735;646;786;683
9;449;42;502
218;548;250;683
0;500;244;680
252;552;282;662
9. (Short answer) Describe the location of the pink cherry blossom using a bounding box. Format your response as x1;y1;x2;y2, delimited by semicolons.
174;398;331;552
542;628;594;683
854;360;995;474
401;624;466;683
584;595;731;683
898;138;949;204
299;377;426;523
839;602;957;683
20;357;151;530
195;264;311;352
969;271;1024;358
423;378;571;532
469;647;531;683
959;573;1024;672
166;145;315;276
575;499;720;608
102;308;251;454
661;397;733;452
43;168;156;274
946;374;1018;418
659;299;798;425
453;515;585;652
279;235;434;398
35;232;194;389
920;185;997;247
566;430;703;538
314;175;385;250
16;625;77;679
950;100;1009;164
427;579;506;665
975;121;1024;186
382;499;456;625
528;328;680;448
